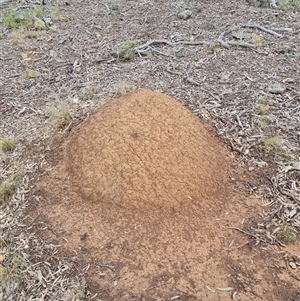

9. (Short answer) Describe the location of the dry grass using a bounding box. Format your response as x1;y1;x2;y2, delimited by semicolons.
0;177;18;202
254;136;286;154
52;110;72;131
0;137;17;153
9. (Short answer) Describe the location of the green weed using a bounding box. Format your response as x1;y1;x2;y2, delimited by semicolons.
254;136;285;154
2;9;33;29
112;40;138;61
3;251;27;283
257;96;268;105
0;237;9;248
275;228;297;244
34;6;43;19
0;177;18;201
278;0;300;10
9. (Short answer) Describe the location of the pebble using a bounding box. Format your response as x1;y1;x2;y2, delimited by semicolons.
289;262;297;269
267;83;286;94
248;166;255;171
178;9;192;20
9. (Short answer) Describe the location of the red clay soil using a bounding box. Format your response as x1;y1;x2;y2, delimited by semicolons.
35;89;298;301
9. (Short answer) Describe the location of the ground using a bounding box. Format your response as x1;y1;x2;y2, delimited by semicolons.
0;0;300;300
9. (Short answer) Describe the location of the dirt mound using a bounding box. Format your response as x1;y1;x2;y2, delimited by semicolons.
66;88;228;209
34;90;290;300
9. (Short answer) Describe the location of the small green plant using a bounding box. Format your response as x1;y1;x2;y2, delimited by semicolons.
254;136;285;154
0;236;9;248
0;177;18;201
275;228;297;244
50;7;68;22
0;137;17;153
3;251;27;283
2;9;33;29
52;110;72;130
110;2;126;11
112;40;138;61
241;267;251;278
258;116;272;129
278;0;300;10
257;97;267;105
255;104;268;115
189;278;196;288
74;279;87;299
33;6;43;19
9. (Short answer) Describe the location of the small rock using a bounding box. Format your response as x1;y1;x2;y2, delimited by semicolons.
267;83;286;94
232;31;252;40
21;70;40;80
49;50;58;57
178;9;192;20
289;262;297;269
248;166;255;171
175;48;185;58
42;17;53;27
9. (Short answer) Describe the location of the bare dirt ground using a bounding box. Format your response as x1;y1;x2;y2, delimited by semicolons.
1;0;300;300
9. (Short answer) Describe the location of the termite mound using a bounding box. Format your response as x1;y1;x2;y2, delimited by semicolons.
66;89;228;209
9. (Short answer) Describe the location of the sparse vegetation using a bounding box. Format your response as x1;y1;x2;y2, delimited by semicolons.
275;228;297;244
110;2;126;11
258;116;272;129
0;137;17;153
2;9;33;29
1;6;47;30
278;0;300;10
255;104;268;115
114;81;135;96
0;177;18;201
52;110;72;130
112;40;138;61
250;33;262;46
2;251;27;284
50;7;69;22
254;136;285;154
257;96;274;106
